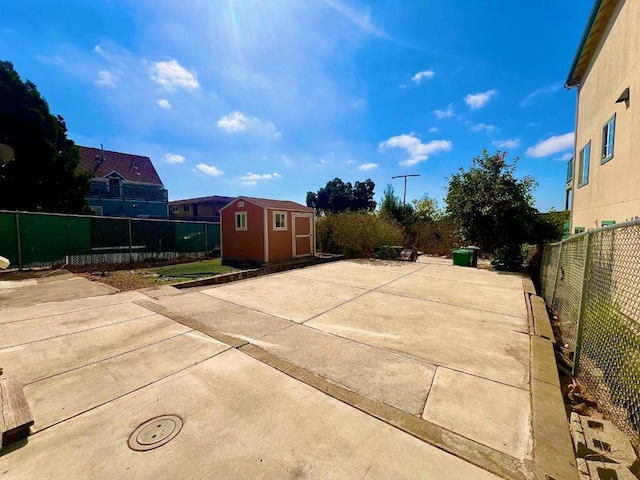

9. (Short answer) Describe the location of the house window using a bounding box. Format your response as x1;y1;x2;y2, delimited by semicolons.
565;188;573;211
578;141;590;187
183;205;191;212
601;220;615;227
575;227;585;234
566;157;574;183
238;201;244;207
273;212;287;230
171;206;179;213
601;114;615;164
235;212;247;231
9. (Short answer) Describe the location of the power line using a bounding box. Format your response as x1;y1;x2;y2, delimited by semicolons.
392;174;421;207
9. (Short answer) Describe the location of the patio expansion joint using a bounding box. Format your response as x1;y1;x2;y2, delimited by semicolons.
374;288;528;321
29;346;233;437
300;263;433;325
22;329;196;387
0;312;158;351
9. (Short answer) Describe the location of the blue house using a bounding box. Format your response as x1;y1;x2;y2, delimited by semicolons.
78;146;168;218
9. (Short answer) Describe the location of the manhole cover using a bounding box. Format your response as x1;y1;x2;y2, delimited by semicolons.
128;415;183;451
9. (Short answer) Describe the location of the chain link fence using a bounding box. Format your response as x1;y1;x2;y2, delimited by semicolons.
539;220;640;446
0;210;220;269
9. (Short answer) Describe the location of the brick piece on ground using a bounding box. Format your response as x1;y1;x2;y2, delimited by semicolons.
584;461;637;480
571;413;639;472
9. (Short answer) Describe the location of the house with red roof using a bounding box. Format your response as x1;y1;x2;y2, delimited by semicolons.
169;195;234;222
77;145;168;218
220;196;315;265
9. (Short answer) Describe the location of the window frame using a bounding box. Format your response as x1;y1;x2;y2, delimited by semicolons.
235;211;248;231
183;204;191;212
170;205;179;213
566;157;574;184
578;141;591;188
601;114;616;164
574;227;585;234
273;211;287;231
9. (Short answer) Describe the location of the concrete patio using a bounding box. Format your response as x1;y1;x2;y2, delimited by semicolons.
0;257;575;479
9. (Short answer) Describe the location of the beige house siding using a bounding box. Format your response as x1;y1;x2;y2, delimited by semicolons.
570;0;640;232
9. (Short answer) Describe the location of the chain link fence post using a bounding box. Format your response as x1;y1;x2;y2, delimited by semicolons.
550;240;564;306
572;232;593;376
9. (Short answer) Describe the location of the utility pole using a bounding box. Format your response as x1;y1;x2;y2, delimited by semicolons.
392;174;421;208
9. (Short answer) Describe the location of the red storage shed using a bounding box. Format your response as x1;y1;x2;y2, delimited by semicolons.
220;197;316;265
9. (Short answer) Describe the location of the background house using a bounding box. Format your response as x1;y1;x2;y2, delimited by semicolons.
78;146;168;218
565;0;638;233
168;195;234;222
220;197;315;265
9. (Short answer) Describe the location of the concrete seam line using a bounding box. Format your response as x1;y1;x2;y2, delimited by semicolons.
301;263;432;324
0;313;158;351
374;288;528;321
239;343;533;480
0;301;153;325
23;330;195;386
421;365;438;418
0;302;140;324
135;301;248;348
30;347;233;436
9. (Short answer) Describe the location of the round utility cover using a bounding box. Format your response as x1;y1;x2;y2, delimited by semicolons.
128;415;183;451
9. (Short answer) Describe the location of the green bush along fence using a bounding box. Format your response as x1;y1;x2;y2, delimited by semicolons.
539;220;640;445
0;210;220;269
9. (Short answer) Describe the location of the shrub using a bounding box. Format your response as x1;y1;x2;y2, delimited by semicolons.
316;212;403;258
409;217;460;257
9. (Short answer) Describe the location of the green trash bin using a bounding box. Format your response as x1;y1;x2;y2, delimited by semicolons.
452;249;473;267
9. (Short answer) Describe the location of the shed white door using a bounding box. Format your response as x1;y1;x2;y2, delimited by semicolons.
292;213;314;258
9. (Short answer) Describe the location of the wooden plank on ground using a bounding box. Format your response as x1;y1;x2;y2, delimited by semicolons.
1;375;34;449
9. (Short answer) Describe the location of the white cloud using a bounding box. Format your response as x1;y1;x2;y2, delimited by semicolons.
399;84;407;89
358;162;378;171
157;99;171;109
559;152;573;161
434;104;454;119
164;153;185;164
428;127;438;133
239;172;282;186
196;163;224;177
95;70;117;88
411;70;435;84
525;132;575;158
470;123;497;132
464;89;497;109
379;133;452;166
492;139;520;149
216;111;280;138
150;59;199;92
520;84;562;107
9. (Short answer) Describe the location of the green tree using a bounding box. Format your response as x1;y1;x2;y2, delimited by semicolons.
306;178;376;214
445;150;538;270
411;194;442;222
379;184;414;224
0;61;90;213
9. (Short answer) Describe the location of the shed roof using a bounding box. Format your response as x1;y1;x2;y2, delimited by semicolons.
221;196;314;212
566;0;620;87
78;146;163;185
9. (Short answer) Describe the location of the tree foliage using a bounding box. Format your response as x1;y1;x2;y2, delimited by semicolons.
378;184;415;224
445;150;539;270
306;177;376;214
0;61;90;213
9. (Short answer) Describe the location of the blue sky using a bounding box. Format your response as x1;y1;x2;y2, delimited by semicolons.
1;0;591;210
